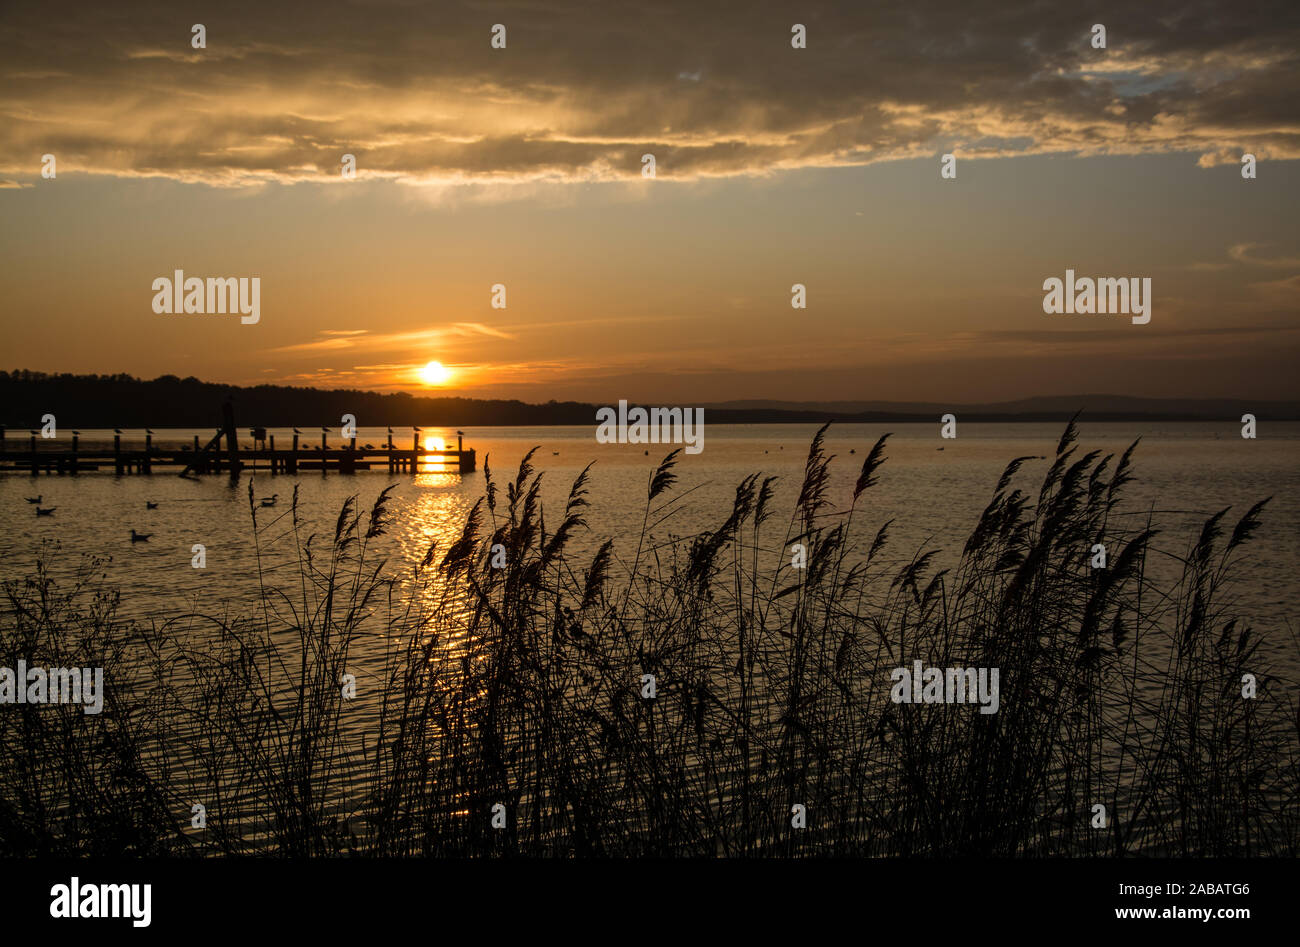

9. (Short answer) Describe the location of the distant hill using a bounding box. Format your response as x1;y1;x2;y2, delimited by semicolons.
706;395;1300;420
1;371;1295;428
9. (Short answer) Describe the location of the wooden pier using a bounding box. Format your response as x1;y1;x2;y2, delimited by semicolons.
0;408;475;477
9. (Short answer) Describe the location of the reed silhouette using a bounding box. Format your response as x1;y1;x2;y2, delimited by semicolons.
1;421;1296;857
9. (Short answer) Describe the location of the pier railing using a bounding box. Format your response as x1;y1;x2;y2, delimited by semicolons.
0;411;476;476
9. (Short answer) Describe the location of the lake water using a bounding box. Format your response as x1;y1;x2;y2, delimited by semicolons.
3;421;1298;681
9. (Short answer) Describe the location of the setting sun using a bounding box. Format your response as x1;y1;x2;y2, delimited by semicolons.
419;360;453;386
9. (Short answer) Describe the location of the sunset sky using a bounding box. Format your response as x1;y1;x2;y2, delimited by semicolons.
2;0;1297;403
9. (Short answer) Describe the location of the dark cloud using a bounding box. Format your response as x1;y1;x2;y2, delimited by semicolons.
1;0;1296;185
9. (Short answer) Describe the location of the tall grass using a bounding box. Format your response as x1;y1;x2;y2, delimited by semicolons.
2;421;1297;856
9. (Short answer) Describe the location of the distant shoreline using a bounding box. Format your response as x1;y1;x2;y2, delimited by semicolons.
3;370;1297;427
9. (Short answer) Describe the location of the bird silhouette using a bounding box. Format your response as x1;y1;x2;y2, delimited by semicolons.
114;428;122;435
293;427;302;434
129;529;151;542
260;493;279;507
146;501;159;509
24;495;41;504
36;506;56;516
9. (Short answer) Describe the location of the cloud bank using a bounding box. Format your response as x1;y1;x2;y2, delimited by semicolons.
3;0;1297;187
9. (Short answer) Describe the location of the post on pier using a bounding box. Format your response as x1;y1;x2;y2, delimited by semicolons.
222;402;242;475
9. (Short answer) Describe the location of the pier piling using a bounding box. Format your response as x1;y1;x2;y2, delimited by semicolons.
1;412;474;477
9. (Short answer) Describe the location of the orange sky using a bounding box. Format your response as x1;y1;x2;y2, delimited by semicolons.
2;1;1297;402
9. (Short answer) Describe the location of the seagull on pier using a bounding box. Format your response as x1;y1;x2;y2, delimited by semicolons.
293;427;302;434
114;428;123;435
36;506;56;516
25;495;42;504
129;529;150;541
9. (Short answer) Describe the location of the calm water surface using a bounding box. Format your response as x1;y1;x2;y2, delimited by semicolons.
3;421;1297;678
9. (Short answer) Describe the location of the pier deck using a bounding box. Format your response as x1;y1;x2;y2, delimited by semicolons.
0;419;476;476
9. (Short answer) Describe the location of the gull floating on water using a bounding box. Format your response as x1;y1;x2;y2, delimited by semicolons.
130;529;150;542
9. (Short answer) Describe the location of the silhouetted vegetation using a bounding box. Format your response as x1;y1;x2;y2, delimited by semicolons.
5;370;1295;429
2;423;1297;856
